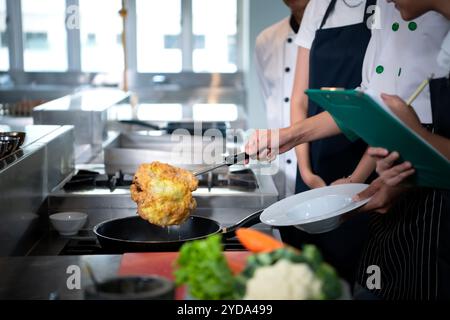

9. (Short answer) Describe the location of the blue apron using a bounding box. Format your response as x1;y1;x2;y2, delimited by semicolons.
282;0;376;286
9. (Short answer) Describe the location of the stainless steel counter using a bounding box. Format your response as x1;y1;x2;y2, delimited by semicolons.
0;125;75;191
0;84;82;104
0;125;75;256
33;88;130;150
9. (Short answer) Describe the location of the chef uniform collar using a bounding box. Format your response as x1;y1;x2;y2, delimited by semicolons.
289;15;300;34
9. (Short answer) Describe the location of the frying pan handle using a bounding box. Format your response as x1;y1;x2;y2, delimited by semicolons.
222;209;264;238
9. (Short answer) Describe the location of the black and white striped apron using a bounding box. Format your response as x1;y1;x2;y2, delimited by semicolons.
357;76;450;300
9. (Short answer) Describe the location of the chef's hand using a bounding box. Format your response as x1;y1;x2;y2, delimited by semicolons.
381;94;423;132
304;173;327;189
353;178;407;214
331;176;352;186
368;148;416;187
245;127;298;161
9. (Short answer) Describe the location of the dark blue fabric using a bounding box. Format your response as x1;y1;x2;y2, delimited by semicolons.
430;77;450;138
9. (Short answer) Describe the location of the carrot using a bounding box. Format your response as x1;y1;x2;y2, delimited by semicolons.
235;228;285;253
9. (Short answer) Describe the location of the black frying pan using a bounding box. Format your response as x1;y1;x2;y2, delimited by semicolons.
94;210;263;253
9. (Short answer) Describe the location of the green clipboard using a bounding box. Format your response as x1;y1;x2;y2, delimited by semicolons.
306;89;450;190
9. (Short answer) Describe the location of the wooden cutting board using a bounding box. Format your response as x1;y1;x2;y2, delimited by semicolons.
118;252;251;300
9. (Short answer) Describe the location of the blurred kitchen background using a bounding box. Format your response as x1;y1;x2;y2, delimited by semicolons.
0;0;291;261
0;0;290;129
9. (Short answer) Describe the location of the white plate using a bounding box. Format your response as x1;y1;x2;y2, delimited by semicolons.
260;184;371;232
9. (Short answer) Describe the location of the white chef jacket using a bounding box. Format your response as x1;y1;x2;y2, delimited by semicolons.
255;16;298;197
361;1;450;124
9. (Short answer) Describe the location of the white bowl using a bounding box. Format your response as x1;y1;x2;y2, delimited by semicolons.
50;212;88;236
260;184;372;234
289;195;351;234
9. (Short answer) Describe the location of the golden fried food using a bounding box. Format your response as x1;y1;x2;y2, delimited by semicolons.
130;162;198;226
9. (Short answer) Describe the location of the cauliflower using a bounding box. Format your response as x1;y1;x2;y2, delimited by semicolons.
244;260;322;300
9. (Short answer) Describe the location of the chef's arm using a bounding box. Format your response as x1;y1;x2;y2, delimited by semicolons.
286;111;342;151
246;107;345;158
349;149;376;183
294;94;450;161
291;47;325;187
421;133;450;160
399;115;450;160
381;94;450;160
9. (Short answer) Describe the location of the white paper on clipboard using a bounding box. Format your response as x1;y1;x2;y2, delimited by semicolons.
358;88;399;118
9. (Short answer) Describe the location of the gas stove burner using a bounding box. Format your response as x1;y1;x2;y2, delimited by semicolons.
64;167;258;192
63;170;133;192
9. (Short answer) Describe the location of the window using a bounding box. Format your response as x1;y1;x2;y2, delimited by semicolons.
0;31;7;47
136;0;182;73
192;0;237;73
164;35;181;50
0;0;9;70
22;0;68;71
86;34;97;47
24;32;49;50
79;0;124;73
1;0;241;74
